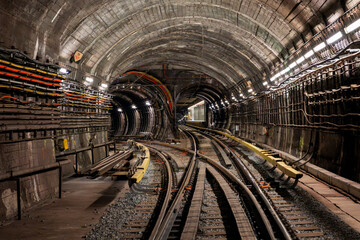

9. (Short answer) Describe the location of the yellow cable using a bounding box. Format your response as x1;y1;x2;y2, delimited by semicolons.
64;90;111;100
0;59;65;79
0;84;63;97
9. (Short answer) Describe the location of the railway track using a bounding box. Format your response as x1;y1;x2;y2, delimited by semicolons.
134;126;334;239
190;126;326;239
149;130;198;240
186;163;257;240
184;129;280;240
119;147;172;239
230;144;325;239
87;127;344;239
140;129;278;239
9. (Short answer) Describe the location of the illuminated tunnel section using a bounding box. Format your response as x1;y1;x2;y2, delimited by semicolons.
110;72;234;139
187;100;205;122
110;72;174;139
176;83;232;129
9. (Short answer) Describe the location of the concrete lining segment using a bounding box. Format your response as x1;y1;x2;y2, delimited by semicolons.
86;15;280;71
99;29;269;78
105;32;267;73
83;19;278;89
113;47;244;87
57;0;296;77
62;1;289;54
1;0;337;90
1;0;343;86
114;57;234;89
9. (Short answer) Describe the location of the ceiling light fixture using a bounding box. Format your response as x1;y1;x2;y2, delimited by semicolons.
345;19;360;33
289;62;296;69
85;77;94;83
314;42;326;52
296;56;305;64
270;72;280;82
280;67;290;75
304;50;314;59
59;68;68;74
326;31;342;44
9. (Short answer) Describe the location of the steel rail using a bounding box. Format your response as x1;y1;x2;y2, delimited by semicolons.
188;125;302;179
180;164;206;240
88;150;132;175
88;151;127;172
189;131;273;240
195;129;292;240
96;151;133;176
206;165;256;240
146;147;174;240
139;138;278;240
151;130;198;240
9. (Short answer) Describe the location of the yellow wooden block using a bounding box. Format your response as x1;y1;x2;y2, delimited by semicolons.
277;162;303;179
63;138;69;150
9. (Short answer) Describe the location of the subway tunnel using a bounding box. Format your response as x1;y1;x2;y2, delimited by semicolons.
0;0;360;239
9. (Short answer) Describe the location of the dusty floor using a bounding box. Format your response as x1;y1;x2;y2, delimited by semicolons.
0;177;128;240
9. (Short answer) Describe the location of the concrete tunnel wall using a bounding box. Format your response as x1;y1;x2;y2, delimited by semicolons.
0;2;112;220
0;0;360;222
0;140;58;220
232;125;360;183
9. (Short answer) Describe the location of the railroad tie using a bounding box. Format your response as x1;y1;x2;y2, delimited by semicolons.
180;164;206;240
207;166;257;240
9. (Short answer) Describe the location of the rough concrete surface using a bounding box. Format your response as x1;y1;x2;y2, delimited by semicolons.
0;177;128;239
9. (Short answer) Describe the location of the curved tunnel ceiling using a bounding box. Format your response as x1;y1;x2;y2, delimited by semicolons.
0;0;354;90
100;26;271;86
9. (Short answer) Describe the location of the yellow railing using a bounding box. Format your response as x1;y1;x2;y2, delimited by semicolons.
188;125;303;179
